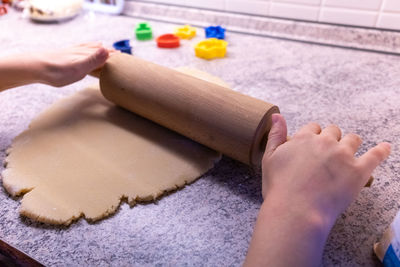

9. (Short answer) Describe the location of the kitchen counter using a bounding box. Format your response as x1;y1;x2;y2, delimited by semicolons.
1;9;400;266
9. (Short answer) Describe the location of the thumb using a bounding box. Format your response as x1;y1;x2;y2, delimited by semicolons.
264;113;288;159
85;47;109;73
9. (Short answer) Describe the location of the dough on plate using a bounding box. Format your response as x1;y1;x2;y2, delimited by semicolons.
29;0;83;22
2;68;226;225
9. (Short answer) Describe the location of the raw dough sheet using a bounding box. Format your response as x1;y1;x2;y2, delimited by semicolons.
2;68;225;225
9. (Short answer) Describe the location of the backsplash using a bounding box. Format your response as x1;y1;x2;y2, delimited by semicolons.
131;0;400;30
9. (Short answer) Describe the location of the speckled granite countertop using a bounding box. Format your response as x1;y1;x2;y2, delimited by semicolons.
1;9;400;266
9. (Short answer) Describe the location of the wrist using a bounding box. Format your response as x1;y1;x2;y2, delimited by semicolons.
260;194;335;238
12;54;48;85
28;54;51;84
246;195;334;266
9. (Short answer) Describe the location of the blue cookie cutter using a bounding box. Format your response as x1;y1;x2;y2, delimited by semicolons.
113;39;132;54
205;26;226;40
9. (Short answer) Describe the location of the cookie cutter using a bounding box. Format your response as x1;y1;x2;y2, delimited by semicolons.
194;38;228;60
174;25;196;39
205;25;226;40
136;22;152;40
0;5;8;15
156;34;180;48
113;39;132;54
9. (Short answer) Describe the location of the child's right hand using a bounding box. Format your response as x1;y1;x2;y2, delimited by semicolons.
245;114;390;267
262;114;390;227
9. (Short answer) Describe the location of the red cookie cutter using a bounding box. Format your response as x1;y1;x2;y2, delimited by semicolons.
0;5;8;15
156;34;180;48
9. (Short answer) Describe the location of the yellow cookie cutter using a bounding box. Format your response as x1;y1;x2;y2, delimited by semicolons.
174;25;197;39
194;38;228;60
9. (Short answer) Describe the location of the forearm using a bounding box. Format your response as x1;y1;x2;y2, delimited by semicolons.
0;54;45;92
244;196;333;267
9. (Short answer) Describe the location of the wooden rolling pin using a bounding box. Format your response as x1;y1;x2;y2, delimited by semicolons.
99;53;279;166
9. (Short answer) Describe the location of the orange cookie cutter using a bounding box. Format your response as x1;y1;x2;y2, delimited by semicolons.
194;38;228;60
174;25;196;39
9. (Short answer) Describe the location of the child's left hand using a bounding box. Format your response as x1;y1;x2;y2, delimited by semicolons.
0;42;116;91
38;42;114;87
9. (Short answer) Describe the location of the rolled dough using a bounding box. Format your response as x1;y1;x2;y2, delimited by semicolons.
2;68;227;225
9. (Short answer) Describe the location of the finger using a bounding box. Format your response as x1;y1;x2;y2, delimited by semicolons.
84;47;109;72
320;125;342;141
89;68;101;78
297;122;321;135
78;42;102;48
264;114;288;159
340;133;362;154
108;49;121;56
357;142;391;177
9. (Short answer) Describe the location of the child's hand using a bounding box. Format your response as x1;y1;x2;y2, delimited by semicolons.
262;114;390;225
245;114;390;267
0;43;115;91
38;42;112;87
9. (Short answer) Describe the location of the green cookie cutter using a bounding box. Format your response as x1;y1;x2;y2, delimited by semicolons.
135;22;153;40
